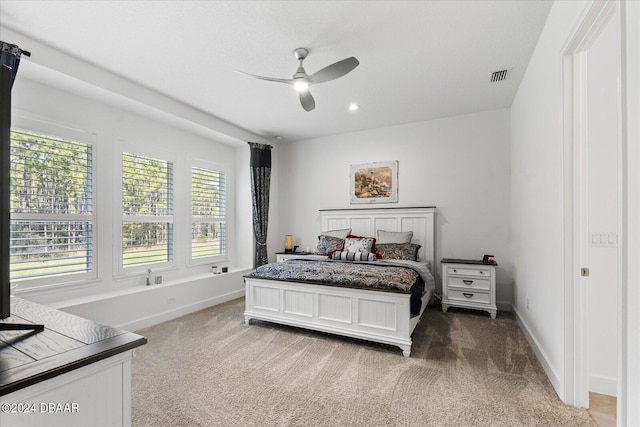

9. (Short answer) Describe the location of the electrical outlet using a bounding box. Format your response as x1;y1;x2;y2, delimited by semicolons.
167;297;176;305
155;275;162;284
526;298;530;311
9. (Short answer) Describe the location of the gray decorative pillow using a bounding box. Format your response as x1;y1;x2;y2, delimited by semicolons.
376;243;421;261
331;251;377;261
316;235;345;255
377;230;413;244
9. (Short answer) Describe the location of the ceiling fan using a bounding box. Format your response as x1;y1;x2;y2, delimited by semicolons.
238;48;359;112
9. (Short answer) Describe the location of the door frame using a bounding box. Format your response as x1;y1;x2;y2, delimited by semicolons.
561;0;622;411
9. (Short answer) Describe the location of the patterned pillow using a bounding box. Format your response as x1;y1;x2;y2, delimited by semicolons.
377;230;413;244
346;234;378;253
376;243;421;261
330;251;377;262
316;235;345;255
343;237;375;253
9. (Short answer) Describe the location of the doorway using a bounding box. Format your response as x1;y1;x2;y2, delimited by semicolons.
562;0;621;412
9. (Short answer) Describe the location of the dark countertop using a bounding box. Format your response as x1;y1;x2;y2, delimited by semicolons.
441;258;498;266
0;296;147;396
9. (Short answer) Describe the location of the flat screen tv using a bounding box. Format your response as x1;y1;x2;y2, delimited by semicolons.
1;62;43;331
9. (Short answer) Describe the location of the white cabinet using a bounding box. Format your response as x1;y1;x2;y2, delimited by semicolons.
441;259;497;319
1;352;134;427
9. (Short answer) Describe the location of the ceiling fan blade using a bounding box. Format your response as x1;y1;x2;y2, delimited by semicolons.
309;57;359;84
299;90;315;112
236;70;293;84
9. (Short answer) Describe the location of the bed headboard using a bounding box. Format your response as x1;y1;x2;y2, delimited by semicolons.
320;207;436;267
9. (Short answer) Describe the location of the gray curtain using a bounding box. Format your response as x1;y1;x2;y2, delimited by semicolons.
248;142;272;267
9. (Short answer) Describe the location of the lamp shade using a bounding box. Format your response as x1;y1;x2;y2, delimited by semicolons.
284;235;294;251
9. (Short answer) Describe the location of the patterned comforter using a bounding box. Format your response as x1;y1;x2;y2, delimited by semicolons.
245;258;435;315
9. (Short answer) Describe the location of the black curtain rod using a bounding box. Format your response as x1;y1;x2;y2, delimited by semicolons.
247;141;273;149
0;41;30;57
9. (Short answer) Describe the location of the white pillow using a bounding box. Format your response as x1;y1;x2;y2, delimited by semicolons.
377;230;413;244
320;228;352;239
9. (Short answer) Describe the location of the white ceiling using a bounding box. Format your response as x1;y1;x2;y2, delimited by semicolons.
0;1;553;143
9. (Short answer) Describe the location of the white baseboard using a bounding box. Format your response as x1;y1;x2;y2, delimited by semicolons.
513;307;563;398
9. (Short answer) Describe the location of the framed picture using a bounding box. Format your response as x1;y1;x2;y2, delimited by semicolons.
350;161;398;204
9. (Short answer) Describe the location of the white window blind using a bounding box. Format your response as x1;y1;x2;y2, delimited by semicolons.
9;129;93;281
122;152;174;268
191;166;226;260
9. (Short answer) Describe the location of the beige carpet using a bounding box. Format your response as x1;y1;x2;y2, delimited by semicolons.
131;298;595;426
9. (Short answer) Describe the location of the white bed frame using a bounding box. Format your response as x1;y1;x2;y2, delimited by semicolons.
244;207;436;357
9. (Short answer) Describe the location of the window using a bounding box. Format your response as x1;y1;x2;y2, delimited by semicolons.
191;165;226;260
121;152;174;269
10;129;94;282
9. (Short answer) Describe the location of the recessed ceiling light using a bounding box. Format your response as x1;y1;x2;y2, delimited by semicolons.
348;104;360;111
274;136;284;140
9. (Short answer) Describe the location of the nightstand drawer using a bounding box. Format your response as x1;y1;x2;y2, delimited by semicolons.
447;289;491;304
447;266;491;277
447;277;490;291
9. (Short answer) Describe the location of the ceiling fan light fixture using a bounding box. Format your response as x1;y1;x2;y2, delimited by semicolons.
293;80;309;92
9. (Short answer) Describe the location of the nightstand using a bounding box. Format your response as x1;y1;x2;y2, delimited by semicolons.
441;258;497;319
275;252;327;262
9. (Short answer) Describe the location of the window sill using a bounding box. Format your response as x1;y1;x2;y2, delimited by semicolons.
12;277;102;299
45;266;252;310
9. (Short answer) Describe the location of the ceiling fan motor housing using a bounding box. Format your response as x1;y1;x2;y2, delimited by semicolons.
293;67;309;80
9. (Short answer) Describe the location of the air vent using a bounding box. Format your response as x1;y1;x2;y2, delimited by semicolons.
490;69;511;82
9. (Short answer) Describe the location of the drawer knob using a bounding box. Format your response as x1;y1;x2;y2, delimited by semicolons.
463;293;474;298
463;280;474;285
453;269;457;273
480;271;484;274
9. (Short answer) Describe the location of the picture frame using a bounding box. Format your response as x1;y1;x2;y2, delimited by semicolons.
350;161;398;204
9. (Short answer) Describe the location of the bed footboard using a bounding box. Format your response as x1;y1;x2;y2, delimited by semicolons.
244;277;422;357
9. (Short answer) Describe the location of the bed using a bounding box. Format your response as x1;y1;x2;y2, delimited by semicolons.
243;207;436;357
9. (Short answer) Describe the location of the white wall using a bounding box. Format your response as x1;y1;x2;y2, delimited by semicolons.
234;146;253;268
511;0;590;399
277;109;512;307
9;75;254;329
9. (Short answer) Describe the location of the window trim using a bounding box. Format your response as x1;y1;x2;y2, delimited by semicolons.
189;159;228;266
10;117;98;291
116;141;176;276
